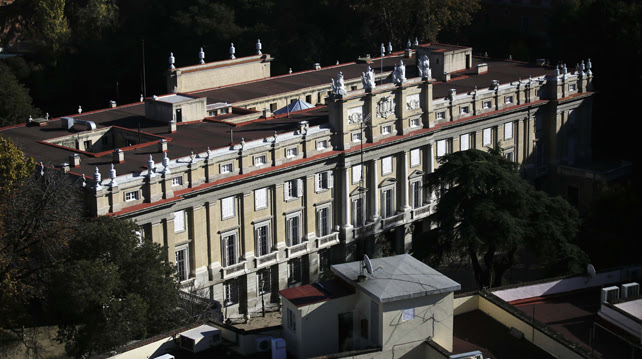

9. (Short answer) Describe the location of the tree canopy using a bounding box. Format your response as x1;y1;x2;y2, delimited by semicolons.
415;148;585;288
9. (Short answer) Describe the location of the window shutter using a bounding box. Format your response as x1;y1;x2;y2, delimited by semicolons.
328;171;334;188
297;179;303;197
437;140;446;157
460;134;469;151
315;173;320;192
284;181;290;199
411;149;420;167
483;128;491;145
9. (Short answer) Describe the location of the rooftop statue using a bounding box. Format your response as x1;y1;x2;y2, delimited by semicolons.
362;66;376;91
392;60;406;84
418;55;431;79
331;71;347;96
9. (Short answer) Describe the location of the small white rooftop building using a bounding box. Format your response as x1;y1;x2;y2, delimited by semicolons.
280;254;460;359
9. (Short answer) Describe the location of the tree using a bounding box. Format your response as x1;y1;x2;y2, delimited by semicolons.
0;63;42;128
49;217;184;358
417;148;585;289
34;0;71;57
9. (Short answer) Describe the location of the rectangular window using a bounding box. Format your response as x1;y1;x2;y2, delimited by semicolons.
437;139;448;157
505;151;515;162
270;103;277;112
381;125;392;135
382;156;393;175
224;280;238;306
286;147;298;158
254;155;267;166
460;134;470;151
352;165;362;184
505;96;513;104
504;122;513;140
316;140;328;150
220;163;233;173
255;223;270;256
410;149;420;167
286;214;301;246
174;210;186;233
175;246;189;282
483;128;492;146
222;232;237;267
381;188;395;218
287;308;296;332
171;176;183;186
460;106;470;115
221;196;235;219
288;258;302;284
317;207;331;237
352;197;365;228
410;118;420;128
352;132;362;142
568;109;576;125
412;180;423;208
284;179;303;200
258;268;271;295
125;190;139;202
255;188;268;210
315;171;333;192
569;84;576;91
319;250;330;273
483;100;492;109
437;111;445;120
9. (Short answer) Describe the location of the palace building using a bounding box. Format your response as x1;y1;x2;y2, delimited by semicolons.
2;41;595;319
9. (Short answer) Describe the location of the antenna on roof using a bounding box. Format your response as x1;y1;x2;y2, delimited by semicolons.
358;255;376;282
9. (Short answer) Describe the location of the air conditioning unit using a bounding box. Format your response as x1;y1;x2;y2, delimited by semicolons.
179;325;222;354
621;282;640;298
256;336;273;352
271;338;286;359
601;286;620;303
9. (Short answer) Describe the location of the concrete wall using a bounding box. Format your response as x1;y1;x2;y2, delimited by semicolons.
598;303;642;343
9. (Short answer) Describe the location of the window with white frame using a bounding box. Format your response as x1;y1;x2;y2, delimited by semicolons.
569;84;576;91
255;222;270;256
175;245;189;282
317;206;331;237
174;210;186;233
352;132;362;142
224;280;238;306
410;148;421;167
287;307;296;332
483;100;492;109
504;122;513;140
504;150;515;162
125;190;139;202
258;268;271;295
315;171;333;192
352;197;365;228
221;231;238;267
381;125;392;135
255;187;268;210
483;128;493;146
412;180;423;208
437;139;448;157
460;106;470;115
286;213;301;246
460;134;470;151
381;188;395;218
437;111;445;120
254;154;267;166
171;176;183;186
221;196;235;219
382;156;393;175
505;95;513;104
352;165;362;184
316;140;328;150
288;258;302;284
286;147;298;158
410;118;420;128
284;179;303;200
220;163;233;173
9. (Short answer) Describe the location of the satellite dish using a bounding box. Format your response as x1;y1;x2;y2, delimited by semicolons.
364;254;373;275
587;264;597;279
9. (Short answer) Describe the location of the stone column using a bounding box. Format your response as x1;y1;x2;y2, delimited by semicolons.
369;159;380;221
164;215;176;264
192;205;209;286
304;175;315;241
242;192;254;259
246;271;259;314
341;166;352;229
399;151;410;211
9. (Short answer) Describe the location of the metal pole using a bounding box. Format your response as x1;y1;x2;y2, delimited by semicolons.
142;39;147;98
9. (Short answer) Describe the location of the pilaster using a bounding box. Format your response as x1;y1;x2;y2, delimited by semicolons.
369;159;380;221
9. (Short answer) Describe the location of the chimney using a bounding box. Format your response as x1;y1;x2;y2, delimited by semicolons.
158;139;168;152
313;63;321;70
113;149;124;163
61;163;70;173
169;120;177;133
109;100;117;108
69;153;81;167
262;108;271;118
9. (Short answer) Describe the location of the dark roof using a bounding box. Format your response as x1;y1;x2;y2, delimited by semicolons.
280;278;355;307
420;43;472;52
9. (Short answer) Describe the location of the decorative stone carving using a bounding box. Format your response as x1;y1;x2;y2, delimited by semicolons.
361;66;376;91
406;39;411;50
169;52;175;69
388;42;393;54
413;37;419;46
230;43;236;59
392;60;406;84
94;167;102;190
376;96;396;119
256;39;262;55
380;43;385;57
331;71;346;96
418;55;431;79
586;59;592;76
406;94;420;111
347;106;363;124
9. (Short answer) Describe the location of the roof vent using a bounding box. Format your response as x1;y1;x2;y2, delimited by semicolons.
69;153;81;167
313;63;321;70
113;149;124;163
61;117;97;131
